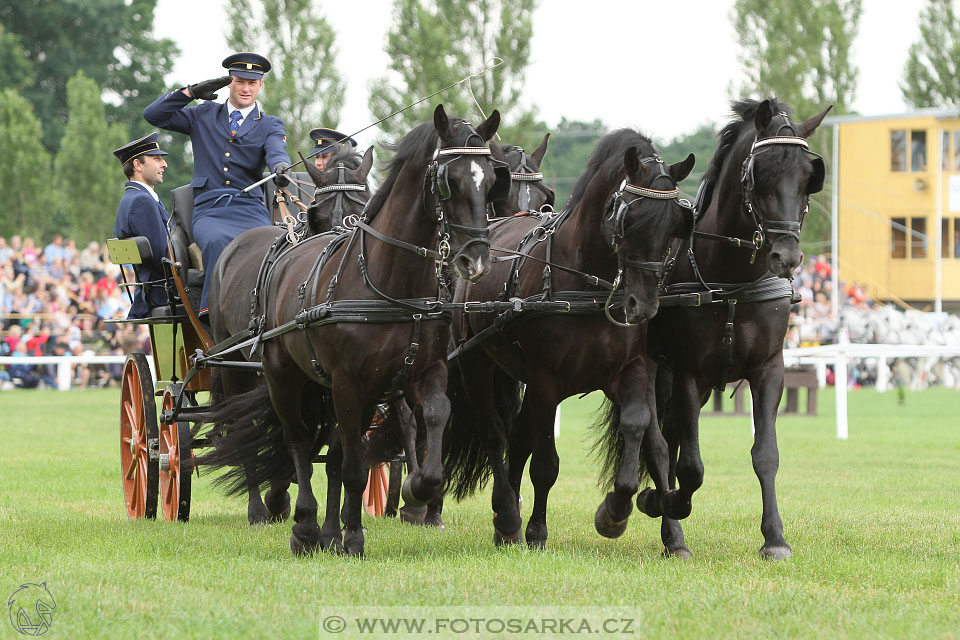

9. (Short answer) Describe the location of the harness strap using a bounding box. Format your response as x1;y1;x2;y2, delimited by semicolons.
354;219;443;260
717;299;737;392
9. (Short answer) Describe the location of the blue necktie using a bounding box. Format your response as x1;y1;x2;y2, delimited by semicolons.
229;110;242;136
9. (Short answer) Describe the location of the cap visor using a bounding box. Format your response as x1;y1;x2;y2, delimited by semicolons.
229;70;263;80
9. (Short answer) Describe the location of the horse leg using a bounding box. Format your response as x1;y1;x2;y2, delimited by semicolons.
332;387;375;558
522;389;560;549
506;399;532;519
394;398;427;525
400;364;449;508
264;374;322;556
319;433;345;553
264;471;292;523
747;364;791;560
656;372;704;558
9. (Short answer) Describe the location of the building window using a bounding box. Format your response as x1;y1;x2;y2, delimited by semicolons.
911;217;927;258
954;133;960;170
911;131;927;172
891;217;907;258
954;218;960;259
891;131;906;171
943;218;950;257
943;131;951;170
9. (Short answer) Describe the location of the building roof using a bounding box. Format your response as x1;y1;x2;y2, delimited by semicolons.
825;107;960;126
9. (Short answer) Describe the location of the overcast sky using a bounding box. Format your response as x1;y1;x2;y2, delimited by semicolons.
154;1;926;151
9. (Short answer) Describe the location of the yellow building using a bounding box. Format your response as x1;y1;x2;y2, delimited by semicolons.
828;108;960;308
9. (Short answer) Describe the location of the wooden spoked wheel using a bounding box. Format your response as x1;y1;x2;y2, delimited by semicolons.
159;384;193;522
363;463;390;517
120;354;158;519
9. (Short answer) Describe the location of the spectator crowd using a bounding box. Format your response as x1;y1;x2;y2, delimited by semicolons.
1;233;149;389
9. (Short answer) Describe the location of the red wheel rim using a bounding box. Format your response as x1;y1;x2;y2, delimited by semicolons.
363;463;390;517
159;390;181;521
120;356;156;519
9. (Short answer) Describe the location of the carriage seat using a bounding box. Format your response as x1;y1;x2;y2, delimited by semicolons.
169;185;205;288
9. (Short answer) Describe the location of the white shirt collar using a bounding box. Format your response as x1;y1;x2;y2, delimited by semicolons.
131;181;159;202
227;101;257;122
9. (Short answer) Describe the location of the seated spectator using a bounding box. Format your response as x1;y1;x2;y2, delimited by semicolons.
9;341;39;389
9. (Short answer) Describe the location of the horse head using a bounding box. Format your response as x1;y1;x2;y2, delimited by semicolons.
738;98;832;278
490;133;555;217
431;104;504;281
603;145;696;324
302;143;374;234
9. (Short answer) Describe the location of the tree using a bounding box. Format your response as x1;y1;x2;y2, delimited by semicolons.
901;0;960;108
0;90;55;239
369;0;543;150
538;118;609;209
227;0;346;161
53;72;130;244
0;23;32;93
731;0;861;117
0;0;177;154
656;123;719;197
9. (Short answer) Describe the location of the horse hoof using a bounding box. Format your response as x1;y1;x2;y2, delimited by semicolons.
266;491;291;523
343;532;365;558
636;488;662;519
661;490;691;520
760;544;792;561
493;524;522;546
289;532;319;556
401;475;428;507
526;538;546;551
662;545;691;559
423;515;445;530
594;501;630;539
248;508;270;526
323;537;345;555
399;504;427;525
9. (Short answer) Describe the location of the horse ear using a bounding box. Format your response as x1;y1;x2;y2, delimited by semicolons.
624;147;640;177
530;133;550;166
669;153;696;183
434;104;451;139
796;104;834;138
358;145;375;182
754;99;774;131
299;151;322;187
476;109;501;142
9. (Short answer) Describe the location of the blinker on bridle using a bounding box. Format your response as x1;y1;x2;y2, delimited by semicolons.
312;161;368;228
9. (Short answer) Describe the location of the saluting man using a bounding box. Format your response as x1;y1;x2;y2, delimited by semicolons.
308;127;357;171
143;52;292;314
112;132;171;319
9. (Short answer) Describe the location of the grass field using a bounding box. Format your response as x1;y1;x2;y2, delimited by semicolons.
0;386;958;639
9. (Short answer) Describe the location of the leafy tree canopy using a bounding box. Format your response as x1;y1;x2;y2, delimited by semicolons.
901;0;960;108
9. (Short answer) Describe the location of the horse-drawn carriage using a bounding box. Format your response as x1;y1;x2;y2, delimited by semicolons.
108;117;555;526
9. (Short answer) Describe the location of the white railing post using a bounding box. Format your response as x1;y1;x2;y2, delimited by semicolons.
836;329;849;440
876;356;889;393
57;360;72;391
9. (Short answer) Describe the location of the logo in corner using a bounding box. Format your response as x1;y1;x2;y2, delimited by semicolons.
7;583;56;636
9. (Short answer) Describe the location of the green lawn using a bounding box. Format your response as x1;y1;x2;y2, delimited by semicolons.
0;387;957;639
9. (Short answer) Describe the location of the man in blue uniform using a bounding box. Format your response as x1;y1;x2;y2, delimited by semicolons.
143;52;291;312
112;132;171;319
308;127;357;171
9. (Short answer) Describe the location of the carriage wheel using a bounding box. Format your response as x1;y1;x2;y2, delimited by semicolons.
159;385;193;522
363;463;390;517
120;354;158;519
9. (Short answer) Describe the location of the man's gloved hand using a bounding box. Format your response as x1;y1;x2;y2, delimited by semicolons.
187;75;232;101
273;162;292;187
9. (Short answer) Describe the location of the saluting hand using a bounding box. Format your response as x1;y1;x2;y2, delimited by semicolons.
187;76;232;101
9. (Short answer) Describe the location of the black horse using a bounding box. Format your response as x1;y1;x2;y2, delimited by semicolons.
201;141;376;526
637;98;831;559
202;105;505;556
444;129;695;547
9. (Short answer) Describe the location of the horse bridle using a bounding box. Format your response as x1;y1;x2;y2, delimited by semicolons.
427;139;510;263
695;112;823;263
505;145;554;210
312;161;368;228
604;154;694;326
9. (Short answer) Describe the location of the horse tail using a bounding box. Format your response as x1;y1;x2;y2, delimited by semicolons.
194;383;292;497
590;397;623;491
443;358;521;500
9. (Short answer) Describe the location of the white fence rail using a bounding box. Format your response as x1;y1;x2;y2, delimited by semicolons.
782;342;960;439
0;355;156;391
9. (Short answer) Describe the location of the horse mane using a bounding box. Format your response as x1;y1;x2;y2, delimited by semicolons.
363;121;440;223
698;97;799;209
565;129;655;212
325;142;363;169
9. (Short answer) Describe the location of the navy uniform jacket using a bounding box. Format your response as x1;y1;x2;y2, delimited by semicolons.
113;183;171;319
143;89;288;201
